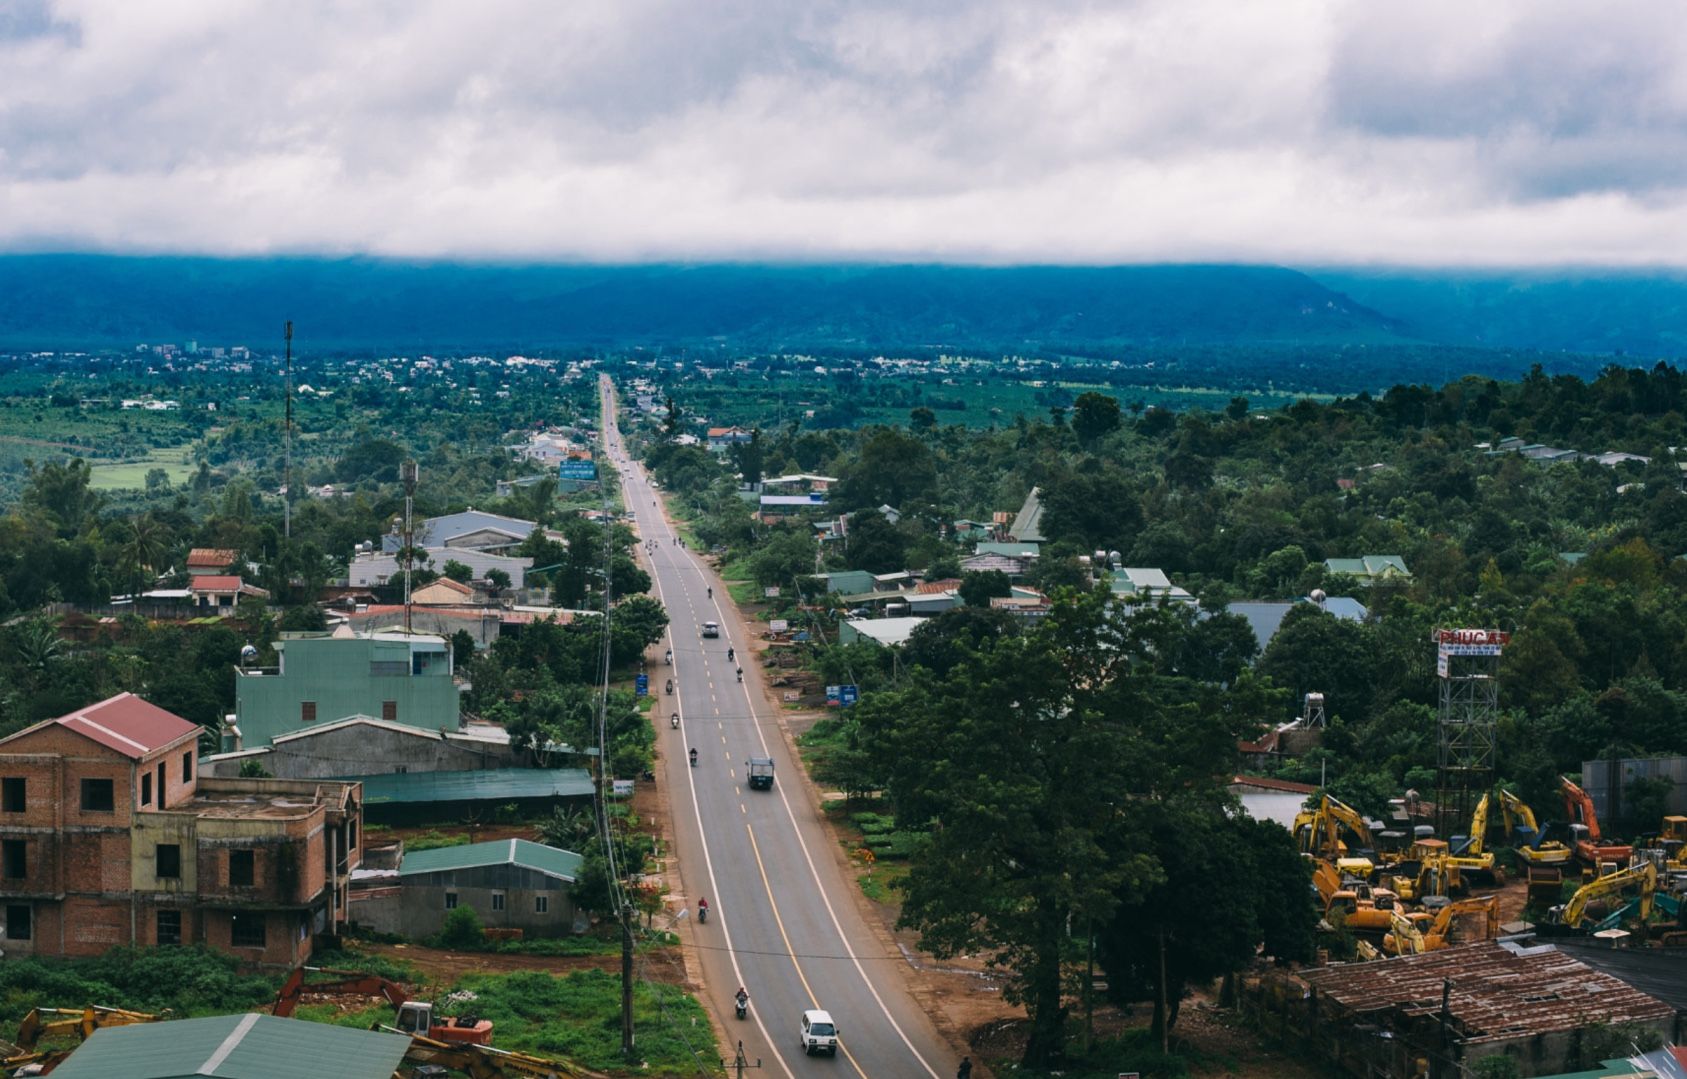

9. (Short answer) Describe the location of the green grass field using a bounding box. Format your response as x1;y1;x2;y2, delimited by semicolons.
87;450;197;490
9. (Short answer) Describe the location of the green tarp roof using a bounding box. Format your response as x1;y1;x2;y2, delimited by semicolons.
351;768;594;805
49;1013;411;1079
402;837;583;881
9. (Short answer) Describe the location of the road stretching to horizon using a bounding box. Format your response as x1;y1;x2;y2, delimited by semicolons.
600;376;958;1078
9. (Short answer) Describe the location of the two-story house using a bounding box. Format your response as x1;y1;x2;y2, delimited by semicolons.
0;693;361;967
229;632;460;751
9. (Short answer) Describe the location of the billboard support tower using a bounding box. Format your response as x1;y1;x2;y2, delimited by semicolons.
283;321;293;542
1433;629;1507;843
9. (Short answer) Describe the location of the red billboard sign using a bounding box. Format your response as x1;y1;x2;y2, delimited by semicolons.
1434;628;1510;646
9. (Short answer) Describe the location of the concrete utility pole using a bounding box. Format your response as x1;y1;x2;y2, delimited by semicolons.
621;899;635;1058
401;460;418;634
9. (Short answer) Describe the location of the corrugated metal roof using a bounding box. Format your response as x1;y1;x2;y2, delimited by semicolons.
49;1013;411;1079
352;768;594;804
0;693;200;759
1299;941;1673;1044
402;837;583;881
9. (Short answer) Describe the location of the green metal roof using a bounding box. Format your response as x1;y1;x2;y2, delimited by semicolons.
49;1013;412;1079
351;767;594;805
402;837;584;881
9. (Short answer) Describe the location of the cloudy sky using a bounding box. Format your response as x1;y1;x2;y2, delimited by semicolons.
2;0;1685;265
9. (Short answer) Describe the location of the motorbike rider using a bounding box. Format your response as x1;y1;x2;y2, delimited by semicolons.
726;646;734;662
736;667;743;683
698;896;708;923
734;987;749;1018
707;586;713;598
671;712;680;729
689;747;698;766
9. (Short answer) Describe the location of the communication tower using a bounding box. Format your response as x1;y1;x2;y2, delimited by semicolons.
401;460;419;634
1433;628;1507;841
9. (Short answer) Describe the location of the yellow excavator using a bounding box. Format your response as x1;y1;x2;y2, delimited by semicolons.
1294;794;1377;867
3;1005;167;1073
1498;788;1572;865
1381;895;1500;956
1444;793;1503;886
1551;862;1657;930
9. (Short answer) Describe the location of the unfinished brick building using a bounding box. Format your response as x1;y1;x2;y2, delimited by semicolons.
0;693;362;966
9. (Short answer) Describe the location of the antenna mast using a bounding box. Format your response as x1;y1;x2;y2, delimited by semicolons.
283;321;294;541
402;460;419;634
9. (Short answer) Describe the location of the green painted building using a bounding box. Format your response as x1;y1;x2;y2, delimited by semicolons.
230;632;460;750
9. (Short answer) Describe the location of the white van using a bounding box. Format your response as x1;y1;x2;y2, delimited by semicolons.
799;1009;838;1056
701;621;720;638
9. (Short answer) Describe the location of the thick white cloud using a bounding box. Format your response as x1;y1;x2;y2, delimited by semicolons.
3;0;1687;264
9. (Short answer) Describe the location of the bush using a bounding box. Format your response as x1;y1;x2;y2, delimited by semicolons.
0;946;277;1023
434;906;485;950
406;830;470;852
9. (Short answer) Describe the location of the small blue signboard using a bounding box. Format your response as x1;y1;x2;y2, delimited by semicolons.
839;684;859;707
560;460;598;480
635;673;649;697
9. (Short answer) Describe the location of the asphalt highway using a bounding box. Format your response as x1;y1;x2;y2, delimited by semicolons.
600;377;959;1078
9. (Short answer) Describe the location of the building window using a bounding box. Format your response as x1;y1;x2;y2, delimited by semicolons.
381;700;398;722
491;892;505;912
394;765;408;775
534;895;549;915
156;843;181;879
231;913;265;948
229;850;255;887
155;763;165;805
301;701;317;722
181;752;193;783
347;819;358;850
2;840;25;880
140;772;153;806
6;904;30;941
157;909;181;946
81;778;114;812
1;778;23;813
444;892;458;910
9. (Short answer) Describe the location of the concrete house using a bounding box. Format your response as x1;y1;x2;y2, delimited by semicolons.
184;548;239;577
0;694;362;967
354;838;583;939
349;547;532;589
203;716;518;781
230;632;459;750
187;575;270;611
381;509;548;554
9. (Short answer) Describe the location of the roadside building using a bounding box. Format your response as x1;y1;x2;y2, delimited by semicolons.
838;617;925;647
1230;775;1319;831
229;632;460;751
203;716;517;780
1109;567;1195;605
1227;597;1368;653
706;426;754;452
353;839;583;940
49;1014;411;1079
352;768;594;827
349;547;532;589
380;509;550;554
411;576;475;605
0;694;362;967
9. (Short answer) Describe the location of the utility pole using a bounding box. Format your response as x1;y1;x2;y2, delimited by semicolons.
283;321;293;542
620;899;635;1058
401;460;418;634
721;1042;762;1078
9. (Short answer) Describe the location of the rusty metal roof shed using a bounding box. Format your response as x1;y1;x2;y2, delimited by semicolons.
1299;942;1673;1045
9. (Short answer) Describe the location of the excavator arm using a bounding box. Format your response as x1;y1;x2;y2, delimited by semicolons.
1560;777;1603;842
1427;896;1499;948
1561;863;1656;928
1462;793;1490;857
389;1029;614;1079
1498;789;1539;841
272;966;409;1017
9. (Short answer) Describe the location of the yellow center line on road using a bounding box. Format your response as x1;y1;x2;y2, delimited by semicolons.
745;824;870;1078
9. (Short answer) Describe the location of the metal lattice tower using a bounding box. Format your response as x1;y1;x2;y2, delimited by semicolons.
1434;629;1506;842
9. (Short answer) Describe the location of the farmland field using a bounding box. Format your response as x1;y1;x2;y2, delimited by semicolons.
87;448;197;489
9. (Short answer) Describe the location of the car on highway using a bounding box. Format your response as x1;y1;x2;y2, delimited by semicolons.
799;1009;838;1056
701;621;720;638
746;756;775;790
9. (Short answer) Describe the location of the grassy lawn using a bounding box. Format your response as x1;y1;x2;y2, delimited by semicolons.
87;450;197;490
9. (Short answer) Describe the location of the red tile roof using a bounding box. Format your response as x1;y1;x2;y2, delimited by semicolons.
186;547;238;567
45;693;199;758
916;578;963;594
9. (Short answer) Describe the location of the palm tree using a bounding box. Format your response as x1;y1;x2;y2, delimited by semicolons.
14;620;63;691
121;513;171;596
